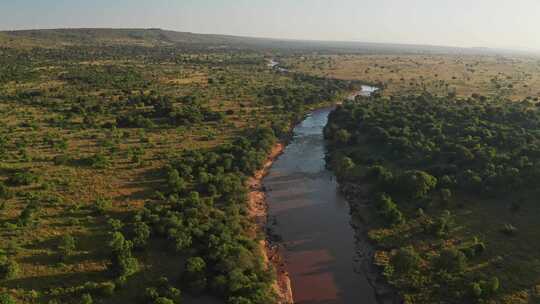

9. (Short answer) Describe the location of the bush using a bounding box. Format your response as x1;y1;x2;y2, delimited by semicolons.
391;246;421;274
116;114;155;128
17;200;40;227
81;293;93;304
335;129;351;144
0;182;12;199
97;281;116;297
366;165;394;188
470;282;482;298
144;278;181;303
154;298;175;304
0;294;16;304
375;193;404;226
53;154;71;166
85;153;111;169
435;248;467;273
429;210;453;237
0;256;19;280
132;221;151;249
396;170;437;199
58;234;76;258
488;277;500;294
95;197;113;215
108;218;124;231
7;171;38;186
108;232;139;278
184;257;207;294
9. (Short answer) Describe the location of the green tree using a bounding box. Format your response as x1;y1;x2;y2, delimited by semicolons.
154;298;175;304
335;129;351;144
391;246;421;274
435;248;467;273
398;170;437;199
108;232;139;277
375;193;404;225
184;257;207;294
132;221;151;249
81;293;93;304
58;234;76;259
0;256;19;280
0;294;16;304
470;282;482;298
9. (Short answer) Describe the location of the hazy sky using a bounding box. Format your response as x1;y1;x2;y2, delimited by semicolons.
1;0;540;50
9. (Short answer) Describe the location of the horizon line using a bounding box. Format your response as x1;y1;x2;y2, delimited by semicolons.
2;26;539;55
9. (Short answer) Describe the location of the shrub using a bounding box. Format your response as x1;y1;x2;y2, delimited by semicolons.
7;171;38;186
335;129;351;144
108;232;139;278
18;202;39;227
429;210;453;237
81;293;93;304
470;282;482;298
116;114;155;128
184;257;207;294
440;188;452;202
154;298;175;304
366;165;394;188
53;154;71;166
435;248;467;273
145;287;160;301
0;182;12;199
0;294;16;304
58;234;76;258
167;169;187;193
391;246;421;274
132;221;151;249
108;218;124;231
375;193;404;226
98;281;116;297
94;197;113;215
397;170;437;199
85;153;111;169
488;277;500;294
0;256;19;280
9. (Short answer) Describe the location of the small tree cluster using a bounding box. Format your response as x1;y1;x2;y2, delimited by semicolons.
108;232;139;279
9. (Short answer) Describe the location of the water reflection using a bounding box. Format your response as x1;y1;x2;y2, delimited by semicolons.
264;94;378;303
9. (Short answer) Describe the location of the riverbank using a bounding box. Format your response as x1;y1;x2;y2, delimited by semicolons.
263;107;380;304
247;143;294;304
340;183;401;304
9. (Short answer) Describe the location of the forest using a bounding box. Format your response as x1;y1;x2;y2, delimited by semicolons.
325;94;540;303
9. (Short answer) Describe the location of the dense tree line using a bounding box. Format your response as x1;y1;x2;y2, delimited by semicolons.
135;127;278;303
324;94;540;303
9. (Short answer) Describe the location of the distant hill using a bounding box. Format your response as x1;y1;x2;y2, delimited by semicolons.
0;28;260;47
0;28;535;56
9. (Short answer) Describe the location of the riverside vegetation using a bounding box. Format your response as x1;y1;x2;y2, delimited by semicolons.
0;29;360;304
2;28;540;304
325;93;540;303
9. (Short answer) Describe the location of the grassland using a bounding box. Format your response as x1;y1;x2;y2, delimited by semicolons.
0;30;361;304
284;54;540;100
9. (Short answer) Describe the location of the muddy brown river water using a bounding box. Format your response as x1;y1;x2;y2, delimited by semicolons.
264;86;378;304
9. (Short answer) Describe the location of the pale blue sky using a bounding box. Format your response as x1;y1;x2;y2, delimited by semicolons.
1;0;540;50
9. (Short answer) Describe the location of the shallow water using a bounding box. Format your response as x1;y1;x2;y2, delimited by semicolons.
264;88;378;304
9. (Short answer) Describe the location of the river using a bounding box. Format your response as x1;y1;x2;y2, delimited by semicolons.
263;86;378;304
